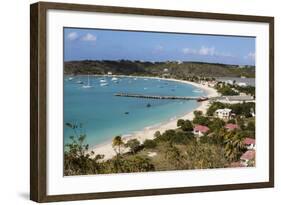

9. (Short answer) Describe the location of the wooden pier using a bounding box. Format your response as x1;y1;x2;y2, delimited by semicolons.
114;93;209;101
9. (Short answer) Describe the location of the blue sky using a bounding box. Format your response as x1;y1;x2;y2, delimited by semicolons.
64;28;255;65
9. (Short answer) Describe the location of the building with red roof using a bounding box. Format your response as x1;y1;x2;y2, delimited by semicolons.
240;150;255;167
224;123;239;131
243;138;256;150
193;125;209;137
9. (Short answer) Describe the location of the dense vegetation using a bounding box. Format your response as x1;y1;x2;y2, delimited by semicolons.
215;82;255;96
64;60;255;78
64;101;255;176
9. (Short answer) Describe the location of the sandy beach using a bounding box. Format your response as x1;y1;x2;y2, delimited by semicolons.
90;77;219;160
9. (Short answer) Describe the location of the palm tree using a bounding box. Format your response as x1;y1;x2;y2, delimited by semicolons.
223;131;245;162
112;135;124;155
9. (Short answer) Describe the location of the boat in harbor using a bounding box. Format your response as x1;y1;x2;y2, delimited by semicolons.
100;83;109;87
82;74;92;88
197;97;208;102
111;77;118;81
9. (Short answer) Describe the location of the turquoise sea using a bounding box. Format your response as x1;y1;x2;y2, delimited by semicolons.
63;76;206;146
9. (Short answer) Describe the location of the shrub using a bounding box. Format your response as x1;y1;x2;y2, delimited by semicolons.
125;139;141;154
143;139;157;149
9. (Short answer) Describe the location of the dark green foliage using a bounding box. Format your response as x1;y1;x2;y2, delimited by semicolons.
154;131;161;138
233;85;255;96
177;119;185;127
223;131;247;162
143;139;157;149
105;155;155;173
125;139;142;154
155;129;176;142
207;102;226;116
207;102;255;117
177;119;193;131
64;134;104;175
193;110;203;117
64;60;255;78
247;121;255;132
192;116;209;126
112;135;125;155
216;84;239;96
208;118;226;132
227;119;236;124
155;129;194;145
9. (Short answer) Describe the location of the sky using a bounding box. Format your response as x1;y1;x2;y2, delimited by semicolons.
64;28;255;65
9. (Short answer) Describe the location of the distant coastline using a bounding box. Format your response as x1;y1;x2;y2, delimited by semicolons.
64;60;255;78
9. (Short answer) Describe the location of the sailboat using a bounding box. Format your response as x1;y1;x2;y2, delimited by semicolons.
82;74;92;88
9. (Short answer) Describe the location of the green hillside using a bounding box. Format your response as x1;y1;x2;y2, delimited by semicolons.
64;60;255;78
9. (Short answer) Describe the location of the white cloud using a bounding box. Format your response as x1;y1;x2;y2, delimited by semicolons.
182;48;197;55
81;33;97;42
182;46;234;58
245;52;255;61
67;32;78;41
198;46;215;56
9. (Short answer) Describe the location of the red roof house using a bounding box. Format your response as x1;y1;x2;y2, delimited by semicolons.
225;123;239;131
193;125;209;137
243;138;256;150
240;150;255;166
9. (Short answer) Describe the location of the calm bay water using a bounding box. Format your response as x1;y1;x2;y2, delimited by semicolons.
63;76;205;146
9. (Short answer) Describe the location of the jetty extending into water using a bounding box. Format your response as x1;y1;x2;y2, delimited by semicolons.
114;93;255;103
115;93;209;101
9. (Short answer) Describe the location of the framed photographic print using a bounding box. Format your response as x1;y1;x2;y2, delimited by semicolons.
30;1;274;202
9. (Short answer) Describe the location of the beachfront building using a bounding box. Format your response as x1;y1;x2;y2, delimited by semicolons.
193;125;209;137
107;71;112;75
225;123;239;131
243;138;256;150
237;82;247;87
240;150;255;167
215;108;232;120
163;68;169;72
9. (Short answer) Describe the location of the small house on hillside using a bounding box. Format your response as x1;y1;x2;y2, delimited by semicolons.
243;138;256;150
240;150;255;167
225;123;239;131
163;68;169;72
215;108;232;120
193;125;209;137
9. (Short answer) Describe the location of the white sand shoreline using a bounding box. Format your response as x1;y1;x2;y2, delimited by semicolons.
90;76;219;160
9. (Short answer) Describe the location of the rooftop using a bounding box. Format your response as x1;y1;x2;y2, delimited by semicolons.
225;123;239;130
194;125;209;133
240;150;255;160
243;138;256;145
216;108;232;113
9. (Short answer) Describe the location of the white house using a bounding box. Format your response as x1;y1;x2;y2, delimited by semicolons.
215;108;232;120
163;68;169;72
107;71;112;75
237;82;247;87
